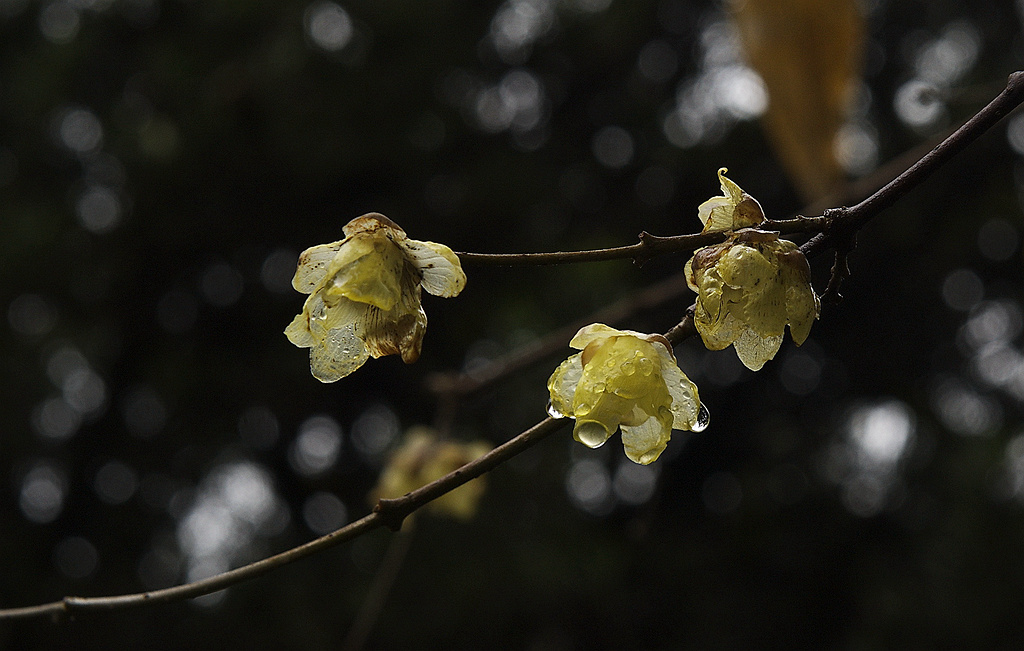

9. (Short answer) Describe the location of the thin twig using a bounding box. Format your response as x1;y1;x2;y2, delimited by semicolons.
0;416;565;621
455;218;829;267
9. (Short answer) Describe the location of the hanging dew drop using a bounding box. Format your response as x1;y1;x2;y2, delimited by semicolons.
546;400;565;419
574;421;609;448
691;403;710;432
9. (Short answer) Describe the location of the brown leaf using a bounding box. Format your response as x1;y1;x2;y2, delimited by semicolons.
730;0;865;202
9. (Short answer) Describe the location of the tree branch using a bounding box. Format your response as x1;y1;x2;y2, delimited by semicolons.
455;217;829;267
3;70;1023;624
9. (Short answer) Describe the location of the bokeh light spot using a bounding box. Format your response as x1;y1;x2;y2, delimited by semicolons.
53;536;99;580
94;460;139;505
302;491;347;535
290;415;342;476
304;1;353;52
20;462;67;524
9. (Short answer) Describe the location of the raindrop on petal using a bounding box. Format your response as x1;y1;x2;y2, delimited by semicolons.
546;400;565;419
692;403;711;433
575;421;609;448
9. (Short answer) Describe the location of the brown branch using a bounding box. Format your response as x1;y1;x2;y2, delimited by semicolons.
0;416;566;621
3;70;1023;625
455;217;829;267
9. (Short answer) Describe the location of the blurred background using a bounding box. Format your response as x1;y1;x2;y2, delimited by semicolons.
2;0;1024;648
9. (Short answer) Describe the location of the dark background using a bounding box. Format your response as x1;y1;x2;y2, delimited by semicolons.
3;0;1024;648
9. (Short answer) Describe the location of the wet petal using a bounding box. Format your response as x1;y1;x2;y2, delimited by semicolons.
401;239;467;298
656;348;702;430
324;233;404;311
284;311;315;348
292;240;344;293
310;323;371;382
568;323;627;350
547;354;583;418
733;328;783;371
717;244;775;290
620;409;673;464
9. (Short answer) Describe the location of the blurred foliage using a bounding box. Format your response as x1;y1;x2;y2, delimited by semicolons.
2;0;1024;649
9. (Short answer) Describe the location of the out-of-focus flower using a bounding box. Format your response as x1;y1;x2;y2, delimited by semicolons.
285;213;466;382
697;167;766;233
547;324;707;465
371;427;492;521
686;229;819;371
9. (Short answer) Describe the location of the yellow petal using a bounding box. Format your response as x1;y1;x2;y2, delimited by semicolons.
309;323;371;382
620;409;674;465
284;310;315;348
292;240;344;294
401;239;467;298
697;168;765;233
323;233;405;311
547;354;583;418
567;323;627;350
733;328;783;371
656;347;703;431
716;243;776;291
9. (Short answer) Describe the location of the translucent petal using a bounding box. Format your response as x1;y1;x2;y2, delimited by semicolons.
733;328;783;371
361;295;427;363
292;240;344;293
284;311;315;348
717;167;745;204
697;196;736;233
546;354;583;418
657;348;702;431
782;263;820;345
620;409;673;465
310;324;371;382
401;239;467;298
696;169;764;233
742;275;789;337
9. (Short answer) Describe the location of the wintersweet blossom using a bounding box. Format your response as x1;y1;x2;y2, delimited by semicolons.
697;167;767;233
685;229;819;371
285;213;466;382
547;324;707;465
372;428;492;521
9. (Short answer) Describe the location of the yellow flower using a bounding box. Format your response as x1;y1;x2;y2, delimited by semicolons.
697;167;767;233
547;324;707;465
685;229;819;371
371;427;492;521
285;213;466;382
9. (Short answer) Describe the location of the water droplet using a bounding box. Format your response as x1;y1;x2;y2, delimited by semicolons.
593;381;607;393
546;400;565;419
691;403;710;433
636;449;660;465
575;421;609;448
638;357;654;375
575;403;592;417
622;361;636;375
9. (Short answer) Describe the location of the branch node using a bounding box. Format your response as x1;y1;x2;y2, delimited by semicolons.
373;498;410;532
